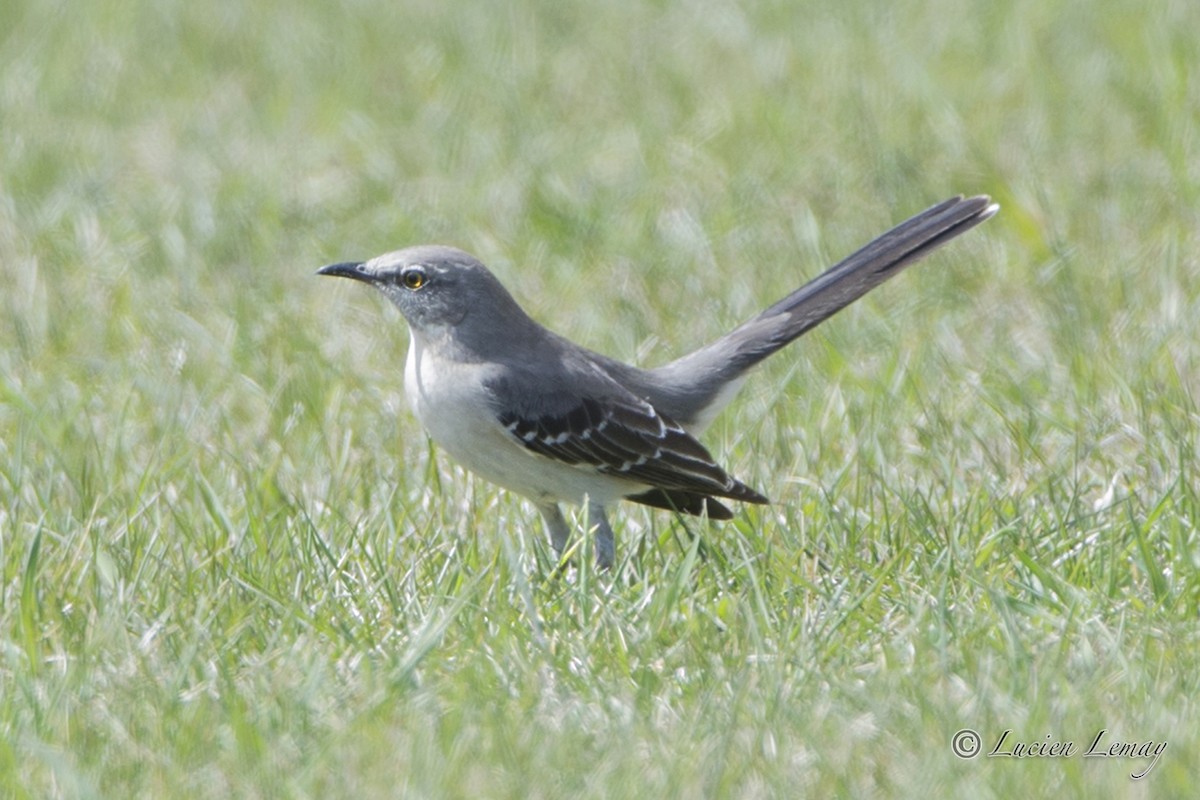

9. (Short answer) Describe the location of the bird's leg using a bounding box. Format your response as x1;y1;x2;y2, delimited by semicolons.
586;500;615;571
538;503;571;558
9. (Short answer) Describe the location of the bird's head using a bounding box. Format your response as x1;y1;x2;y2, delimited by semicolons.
318;245;523;338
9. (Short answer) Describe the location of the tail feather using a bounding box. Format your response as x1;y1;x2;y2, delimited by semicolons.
637;195;997;429
752;195;997;343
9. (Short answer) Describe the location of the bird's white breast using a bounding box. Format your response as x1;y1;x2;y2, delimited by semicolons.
403;330;641;506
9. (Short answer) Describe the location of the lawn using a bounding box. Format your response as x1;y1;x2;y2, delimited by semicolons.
1;0;1197;796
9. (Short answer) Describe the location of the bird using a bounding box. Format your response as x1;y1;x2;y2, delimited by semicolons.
318;194;998;569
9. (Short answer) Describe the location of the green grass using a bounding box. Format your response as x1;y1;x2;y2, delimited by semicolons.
2;0;1199;796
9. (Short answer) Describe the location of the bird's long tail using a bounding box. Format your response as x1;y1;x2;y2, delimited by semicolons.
724;194;997;371
644;195;998;429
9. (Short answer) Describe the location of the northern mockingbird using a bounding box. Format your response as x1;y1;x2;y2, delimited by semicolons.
319;195;997;569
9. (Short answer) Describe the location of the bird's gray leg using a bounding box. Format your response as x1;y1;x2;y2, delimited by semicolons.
587;500;615;571
538;503;571;559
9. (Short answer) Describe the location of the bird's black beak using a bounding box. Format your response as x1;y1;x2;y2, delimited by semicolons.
316;261;375;283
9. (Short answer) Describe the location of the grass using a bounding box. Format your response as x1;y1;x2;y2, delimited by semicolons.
2;0;1199;796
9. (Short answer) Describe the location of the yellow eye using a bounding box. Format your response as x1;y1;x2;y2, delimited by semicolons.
401;269;427;290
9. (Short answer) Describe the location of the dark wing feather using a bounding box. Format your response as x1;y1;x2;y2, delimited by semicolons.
496;394;768;507
624;489;736;519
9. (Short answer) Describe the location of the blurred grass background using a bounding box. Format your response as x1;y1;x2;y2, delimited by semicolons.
1;0;1198;796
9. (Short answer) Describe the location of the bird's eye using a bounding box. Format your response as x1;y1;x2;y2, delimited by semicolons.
401;268;428;290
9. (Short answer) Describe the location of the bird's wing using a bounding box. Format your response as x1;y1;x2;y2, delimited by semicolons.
485;375;767;506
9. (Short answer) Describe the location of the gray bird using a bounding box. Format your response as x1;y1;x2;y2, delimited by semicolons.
319;195;997;569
